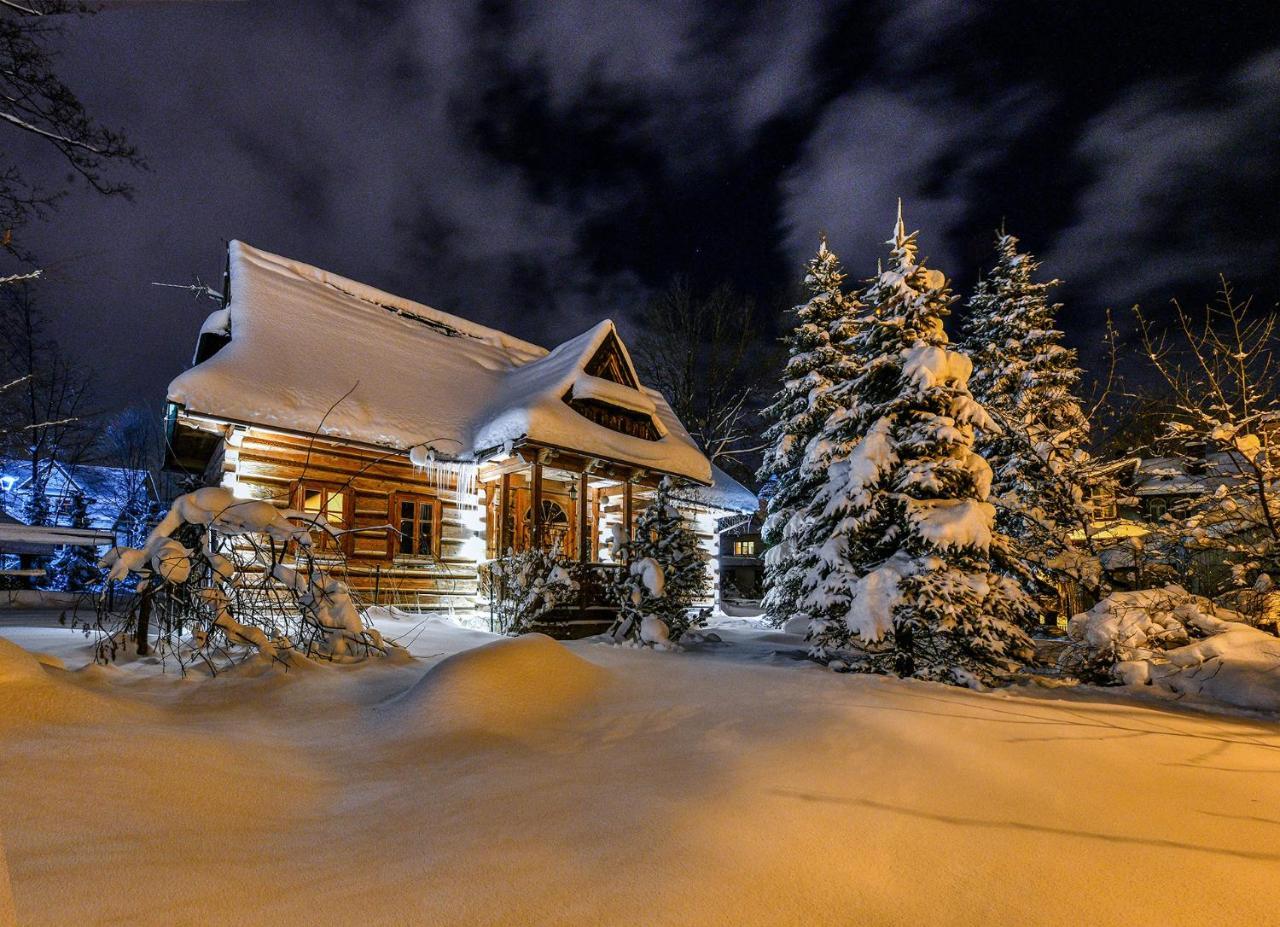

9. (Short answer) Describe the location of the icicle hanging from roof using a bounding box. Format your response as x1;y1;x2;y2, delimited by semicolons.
407;444;478;507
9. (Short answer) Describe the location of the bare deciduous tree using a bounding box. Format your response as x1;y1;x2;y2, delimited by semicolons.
0;280;92;518
1135;279;1280;619
100;403;162;544
631;278;772;479
1;0;142;250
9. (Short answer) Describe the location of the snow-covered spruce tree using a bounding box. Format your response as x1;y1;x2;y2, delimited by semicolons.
795;206;1038;684
45;491;98;591
611;478;708;646
961;232;1095;599
758;236;862;626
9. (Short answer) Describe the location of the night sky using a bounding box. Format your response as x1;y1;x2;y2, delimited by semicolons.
8;0;1280;414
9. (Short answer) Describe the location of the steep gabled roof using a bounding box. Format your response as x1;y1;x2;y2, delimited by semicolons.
472;319;711;483
167;242;712;483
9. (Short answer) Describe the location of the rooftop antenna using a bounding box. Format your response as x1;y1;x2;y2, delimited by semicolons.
151;276;223;303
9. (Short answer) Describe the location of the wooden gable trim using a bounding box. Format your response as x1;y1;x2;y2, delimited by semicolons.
584;330;639;389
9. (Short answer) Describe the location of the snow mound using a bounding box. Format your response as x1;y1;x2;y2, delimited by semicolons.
0;635;50;686
1139;624;1280;712
388;634;608;738
781;614;810;637
1068;585;1280;713
0;637;129;726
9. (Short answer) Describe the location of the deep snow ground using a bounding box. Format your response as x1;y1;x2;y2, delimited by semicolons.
3;610;1280;926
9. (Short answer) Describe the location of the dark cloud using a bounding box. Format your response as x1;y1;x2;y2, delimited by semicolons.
782;83;1049;277
1047;49;1280;309
4;0;1278;416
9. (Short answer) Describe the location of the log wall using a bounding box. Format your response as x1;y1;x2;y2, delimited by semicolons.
222;429;484;610
200;425;734;614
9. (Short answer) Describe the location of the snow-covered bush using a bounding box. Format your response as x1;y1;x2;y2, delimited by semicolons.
92;486;392;669
1063;585;1200;678
1134;280;1280;610
1064;584;1280;711
610;478;708;646
480;546;578;635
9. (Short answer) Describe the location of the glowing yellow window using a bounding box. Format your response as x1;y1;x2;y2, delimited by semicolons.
297;482;349;550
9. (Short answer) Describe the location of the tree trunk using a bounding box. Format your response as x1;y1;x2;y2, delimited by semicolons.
136;587;152;656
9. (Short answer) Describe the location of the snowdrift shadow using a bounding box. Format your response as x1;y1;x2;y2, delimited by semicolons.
770;790;1280;862
873;684;1280;761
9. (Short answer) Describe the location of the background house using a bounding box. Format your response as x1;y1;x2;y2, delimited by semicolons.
716;514;764;605
0;456;157;589
1083;449;1255;597
0;456;156;542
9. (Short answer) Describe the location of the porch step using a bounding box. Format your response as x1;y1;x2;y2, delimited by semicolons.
530;607;619;640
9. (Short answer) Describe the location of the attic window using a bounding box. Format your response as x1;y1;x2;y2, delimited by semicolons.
563;331;662;439
193;307;232;364
193;330;231;364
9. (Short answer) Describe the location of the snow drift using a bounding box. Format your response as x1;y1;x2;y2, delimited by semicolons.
0;637;130;726
1068;585;1280;712
0;636;54;687
5;618;1280;925
385;633;609;738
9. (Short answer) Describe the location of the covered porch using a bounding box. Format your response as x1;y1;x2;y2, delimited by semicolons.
477;443;665;635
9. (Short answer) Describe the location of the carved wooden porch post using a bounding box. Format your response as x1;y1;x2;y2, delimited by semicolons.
622;478;633;544
578;470;590;563
498;472;510;555
531;459;544;550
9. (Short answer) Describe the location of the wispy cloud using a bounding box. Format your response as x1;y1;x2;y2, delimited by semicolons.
1046;48;1280;308
781;84;1047;279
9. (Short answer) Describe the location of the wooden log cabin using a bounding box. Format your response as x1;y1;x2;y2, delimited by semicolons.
164;242;757;629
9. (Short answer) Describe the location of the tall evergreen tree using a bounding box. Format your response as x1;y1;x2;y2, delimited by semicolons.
44;490;98;591
24;478;50;526
961;232;1092;593
758;237;862;626
795;205;1037;684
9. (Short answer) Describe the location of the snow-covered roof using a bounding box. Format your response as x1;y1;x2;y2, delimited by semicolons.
471;319;710;482
0;522;118;549
167;242;712;483
670;464;759;514
0;457;152;532
1131;453;1243;497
